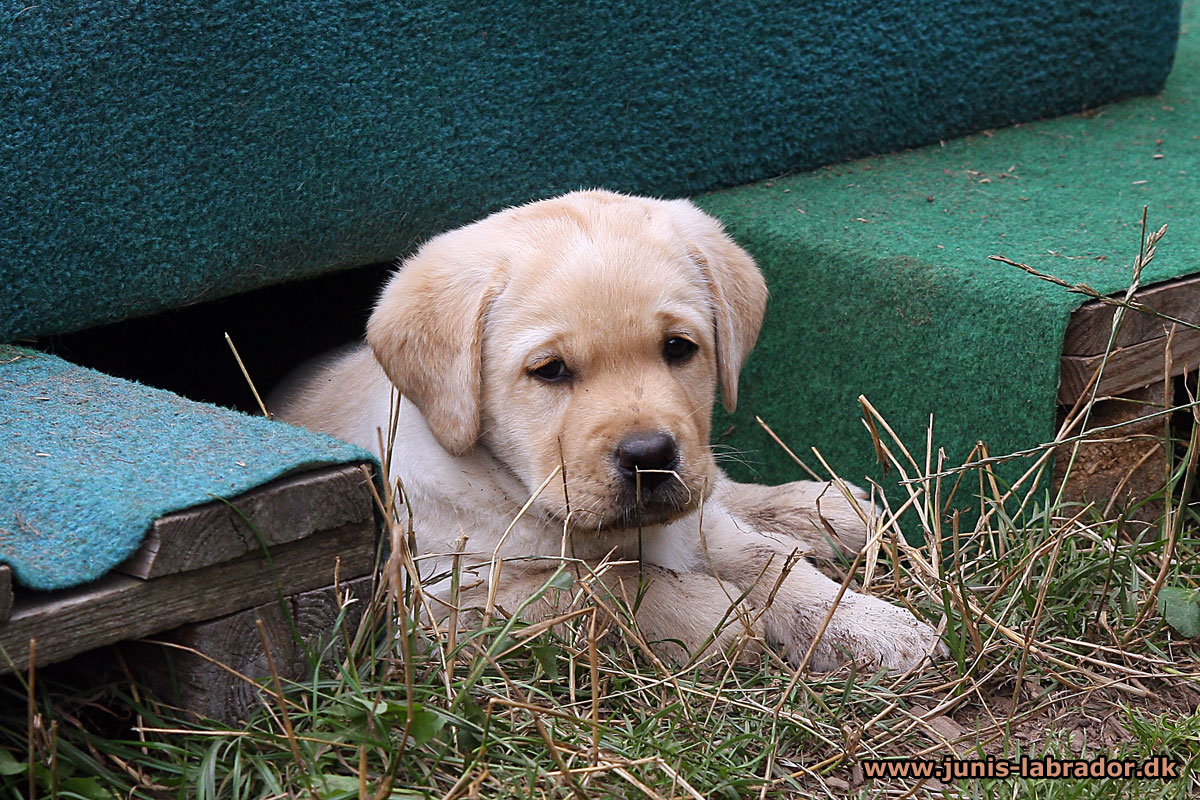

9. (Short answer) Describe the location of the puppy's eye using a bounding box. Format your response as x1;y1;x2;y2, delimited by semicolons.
663;337;697;364
531;359;571;383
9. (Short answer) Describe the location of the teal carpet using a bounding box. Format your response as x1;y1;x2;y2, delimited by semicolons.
1;0;1178;342
0;347;375;591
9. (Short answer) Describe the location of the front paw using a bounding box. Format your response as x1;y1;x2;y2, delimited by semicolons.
774;591;947;673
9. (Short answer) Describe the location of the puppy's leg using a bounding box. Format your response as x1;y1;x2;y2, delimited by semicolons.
713;475;875;561
590;564;764;665
454;562;763;665
695;500;945;673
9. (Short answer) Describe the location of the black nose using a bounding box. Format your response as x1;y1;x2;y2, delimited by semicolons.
615;431;678;491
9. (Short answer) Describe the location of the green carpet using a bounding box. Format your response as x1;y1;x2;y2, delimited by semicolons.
0;346;375;591
1;0;1178;343
696;3;1199;504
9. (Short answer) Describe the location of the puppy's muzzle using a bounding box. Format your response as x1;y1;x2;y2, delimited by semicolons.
614;431;679;492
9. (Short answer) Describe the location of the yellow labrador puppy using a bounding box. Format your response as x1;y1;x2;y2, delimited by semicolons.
276;190;943;671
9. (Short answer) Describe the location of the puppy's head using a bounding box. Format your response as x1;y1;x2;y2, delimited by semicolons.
367;190;767;530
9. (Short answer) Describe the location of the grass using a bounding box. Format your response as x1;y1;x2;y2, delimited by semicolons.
2;226;1199;799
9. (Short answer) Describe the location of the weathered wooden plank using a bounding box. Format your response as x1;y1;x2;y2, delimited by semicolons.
0;521;377;673
119;462;374;580
1054;385;1168;520
1063;273;1200;356
132;575;376;723
1058;327;1200;405
0;565;11;625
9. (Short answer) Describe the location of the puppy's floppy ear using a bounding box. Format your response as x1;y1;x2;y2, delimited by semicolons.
667;200;768;412
366;230;508;456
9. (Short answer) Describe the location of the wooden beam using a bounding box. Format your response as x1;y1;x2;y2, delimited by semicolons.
0;566;11;625
118;462;374;580
0;521;376;673
1053;385;1168;520
130;575;376;724
1063;272;1200;356
1058;327;1200;405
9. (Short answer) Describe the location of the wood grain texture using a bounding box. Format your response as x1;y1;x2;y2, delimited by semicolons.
1063;273;1200;356
0;566;11;624
0;521;376;673
1053;385;1168;521
133;575;375;724
1058;327;1200;404
119;462;374;580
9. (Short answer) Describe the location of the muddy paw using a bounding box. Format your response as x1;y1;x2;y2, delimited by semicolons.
776;591;947;673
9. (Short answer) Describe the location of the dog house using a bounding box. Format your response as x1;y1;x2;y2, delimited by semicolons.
1;0;1193;718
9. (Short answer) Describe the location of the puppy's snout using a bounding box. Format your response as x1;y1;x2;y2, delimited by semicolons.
615;431;678;490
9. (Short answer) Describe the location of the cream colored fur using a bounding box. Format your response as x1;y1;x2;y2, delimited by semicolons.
275;190;944;672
